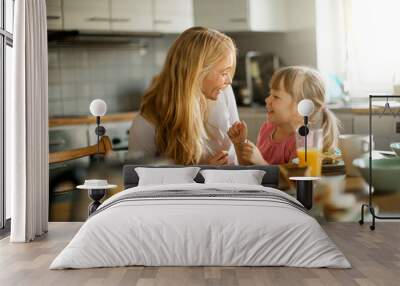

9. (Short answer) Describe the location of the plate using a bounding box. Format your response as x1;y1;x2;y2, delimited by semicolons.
290;158;345;174
379;150;397;158
322;160;345;174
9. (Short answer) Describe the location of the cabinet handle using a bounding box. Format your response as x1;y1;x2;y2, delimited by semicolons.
229;18;246;23
49;138;66;146
47;15;61;20
110;18;130;23
87;17;111;22
154;19;172;24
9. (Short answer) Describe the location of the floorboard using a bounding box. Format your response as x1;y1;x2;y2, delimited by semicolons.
0;222;399;286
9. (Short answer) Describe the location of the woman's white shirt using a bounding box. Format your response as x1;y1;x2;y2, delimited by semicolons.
203;85;239;164
127;85;239;164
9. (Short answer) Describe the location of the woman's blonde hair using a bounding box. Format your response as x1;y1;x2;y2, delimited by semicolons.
270;66;340;152
140;27;236;164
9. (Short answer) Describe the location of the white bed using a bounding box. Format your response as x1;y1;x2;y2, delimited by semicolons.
50;175;351;269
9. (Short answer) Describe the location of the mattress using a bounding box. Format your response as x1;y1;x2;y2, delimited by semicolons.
50;183;351;269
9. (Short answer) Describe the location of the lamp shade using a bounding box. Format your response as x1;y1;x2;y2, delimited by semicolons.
90;99;107;116
297;99;314;117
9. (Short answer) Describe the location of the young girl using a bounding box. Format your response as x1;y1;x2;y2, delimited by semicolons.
228;66;340;165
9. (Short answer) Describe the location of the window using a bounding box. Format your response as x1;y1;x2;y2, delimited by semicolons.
5;0;13;33
316;0;400;99
1;0;14;231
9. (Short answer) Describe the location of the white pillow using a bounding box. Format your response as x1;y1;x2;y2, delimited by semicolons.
135;167;201;186
200;169;266;185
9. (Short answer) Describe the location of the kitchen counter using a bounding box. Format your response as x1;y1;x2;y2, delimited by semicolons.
49;112;139;127
49;99;400;127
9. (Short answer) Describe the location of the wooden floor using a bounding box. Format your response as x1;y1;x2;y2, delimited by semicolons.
1;222;399;286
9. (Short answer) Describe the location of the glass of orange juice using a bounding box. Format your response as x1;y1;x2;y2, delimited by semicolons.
296;129;323;177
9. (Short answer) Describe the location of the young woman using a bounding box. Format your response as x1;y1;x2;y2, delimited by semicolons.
127;27;239;165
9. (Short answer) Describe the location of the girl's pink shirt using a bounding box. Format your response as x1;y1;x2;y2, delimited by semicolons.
256;122;297;165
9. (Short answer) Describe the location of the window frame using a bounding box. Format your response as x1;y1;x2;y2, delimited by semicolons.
1;0;13;232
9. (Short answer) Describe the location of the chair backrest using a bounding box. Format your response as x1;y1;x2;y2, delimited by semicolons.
49;136;113;164
122;164;280;189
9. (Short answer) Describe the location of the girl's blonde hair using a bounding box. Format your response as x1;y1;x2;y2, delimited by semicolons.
140;27;236;164
270;66;340;152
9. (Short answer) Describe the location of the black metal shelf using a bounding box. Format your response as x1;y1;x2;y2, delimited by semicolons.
359;95;400;230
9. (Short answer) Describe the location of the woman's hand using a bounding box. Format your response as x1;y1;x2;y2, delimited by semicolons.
241;141;267;165
208;150;229;165
227;120;248;145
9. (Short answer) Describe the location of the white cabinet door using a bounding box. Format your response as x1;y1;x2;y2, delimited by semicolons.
194;0;249;31
154;0;194;33
63;0;110;31
249;0;287;31
110;0;153;32
222;0;249;31
46;0;63;30
194;0;289;32
194;0;223;30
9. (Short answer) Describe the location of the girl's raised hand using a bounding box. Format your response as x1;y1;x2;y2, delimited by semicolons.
227;120;248;145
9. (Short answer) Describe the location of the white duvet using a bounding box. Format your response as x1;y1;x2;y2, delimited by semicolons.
50;183;351;269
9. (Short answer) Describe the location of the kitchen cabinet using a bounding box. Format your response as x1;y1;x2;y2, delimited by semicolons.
194;0;287;32
194;0;249;32
194;0;316;32
63;0;110;31
153;0;193;33
248;0;287;31
46;0;63;30
61;0;193;33
110;0;153;32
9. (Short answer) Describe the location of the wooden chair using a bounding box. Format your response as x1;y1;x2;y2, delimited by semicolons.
49;135;113;164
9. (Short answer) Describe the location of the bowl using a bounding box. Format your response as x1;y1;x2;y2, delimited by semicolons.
391;143;400;157
352;157;400;193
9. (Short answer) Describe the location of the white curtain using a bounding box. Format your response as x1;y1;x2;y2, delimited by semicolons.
7;0;49;242
315;0;348;102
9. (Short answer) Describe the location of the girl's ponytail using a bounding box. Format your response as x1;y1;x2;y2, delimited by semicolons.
321;107;341;152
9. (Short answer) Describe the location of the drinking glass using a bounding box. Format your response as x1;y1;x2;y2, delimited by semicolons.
296;128;323;177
